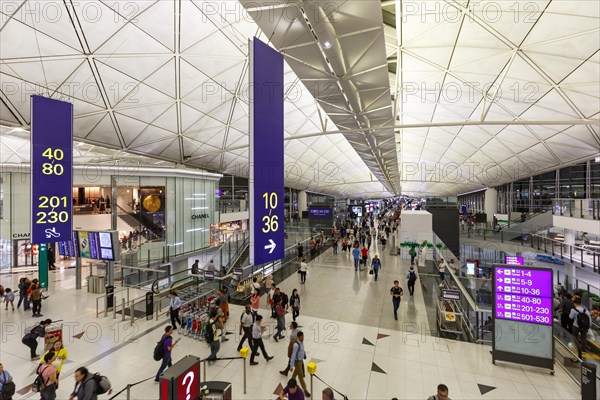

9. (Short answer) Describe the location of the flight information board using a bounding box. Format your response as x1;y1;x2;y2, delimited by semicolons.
505;256;524;265
57;230;119;261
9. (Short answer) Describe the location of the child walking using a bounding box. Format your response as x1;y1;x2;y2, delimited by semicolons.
4;288;15;311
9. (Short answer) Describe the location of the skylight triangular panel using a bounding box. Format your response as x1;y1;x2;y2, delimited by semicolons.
560;126;600;149
1;58;85;92
72;1;129;52
114;114;152;148
74;112;107;138
0;75;39;124
181;110;223;133
53;61;105;108
496;126;539;152
0;99;20;125
131;0;175;52
190;127;226;149
0;20;81;59
131;138;176;156
117;102;172;127
407;47;456;72
225;128;247;148
97;22;171;55
129;126;175;148
96;56;172;86
85;114;121;146
520;90;580;119
523;9;600;49
184;29;244;57
561;89;599;119
183;56;245;82
546;135;599;160
523;51;594;85
180;1;221;52
179;59;215;99
158;139;182;161
146;104;178;134
480;138;515;161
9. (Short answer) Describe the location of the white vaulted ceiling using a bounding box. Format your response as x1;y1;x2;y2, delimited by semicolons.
1;0;599;198
0;0;392;198
384;0;600;195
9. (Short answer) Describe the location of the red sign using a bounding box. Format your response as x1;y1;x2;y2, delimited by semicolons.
176;362;200;400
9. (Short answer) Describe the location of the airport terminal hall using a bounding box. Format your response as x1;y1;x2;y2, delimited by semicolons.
1;1;600;400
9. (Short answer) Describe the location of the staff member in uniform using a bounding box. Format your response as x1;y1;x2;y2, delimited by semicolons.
169;291;182;329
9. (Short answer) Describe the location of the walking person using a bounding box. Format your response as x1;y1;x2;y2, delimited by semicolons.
279;322;299;377
371;255;381;281
270;286;281;319
290;289;301;322
4;288;15;310
219;287;230;321
237;305;255;352
360;245;369;270
250;290;260;318
0;363;15;400
169;291;182;329
297;243;304;259
206;310;221;365
41;340;68;385
299;259;308;284
37;352;58;400
249;315;273;365
279;379;305;400
406;266;418;296
352;245;360;271
289;332;311;397
569;295;591;359
390;281;404;320
409;246;417;265
69;366;103;400
556;292;574;333
274;299;286;342
332;237;338;255
155;326;179;382
22;319;52;360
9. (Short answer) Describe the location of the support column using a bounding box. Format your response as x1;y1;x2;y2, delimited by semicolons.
484;188;498;227
298;191;308;219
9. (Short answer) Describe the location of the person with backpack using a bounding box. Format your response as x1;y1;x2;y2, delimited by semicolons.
279;321;299;377
249;315;273;365
0;363;15;400
289;332;310;397
568;295;591;359
370;255;381;281
237;305;255;352
406;266;418;296
154;326;179;382
22;319;52;360
69;367;111;400
205;310;221;365
36;351;58;400
409;246;417;265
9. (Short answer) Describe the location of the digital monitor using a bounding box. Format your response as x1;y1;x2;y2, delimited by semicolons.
100;248;114;260
505;256;524;265
466;261;477;276
99;232;112;248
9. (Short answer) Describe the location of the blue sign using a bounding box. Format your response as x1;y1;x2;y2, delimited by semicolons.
249;37;284;265
30;96;73;244
309;207;331;218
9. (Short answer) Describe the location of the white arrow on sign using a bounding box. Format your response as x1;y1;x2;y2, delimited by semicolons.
264;239;276;254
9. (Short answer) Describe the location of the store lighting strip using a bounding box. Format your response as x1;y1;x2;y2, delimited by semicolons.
186;228;209;233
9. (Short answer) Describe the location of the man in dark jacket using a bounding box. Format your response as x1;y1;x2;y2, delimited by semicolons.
70;367;97;400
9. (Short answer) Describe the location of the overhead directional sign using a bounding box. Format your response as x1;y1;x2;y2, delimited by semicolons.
249;37;285;265
30;95;73;244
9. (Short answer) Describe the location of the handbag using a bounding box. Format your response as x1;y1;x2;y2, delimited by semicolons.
369;269;374;275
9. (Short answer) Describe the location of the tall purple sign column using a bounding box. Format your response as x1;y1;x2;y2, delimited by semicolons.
31;96;73;287
249;37;285;265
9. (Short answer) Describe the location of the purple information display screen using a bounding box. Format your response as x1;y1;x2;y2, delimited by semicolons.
493;266;553;325
30;96;73;244
249;37;285;265
505;256;524;265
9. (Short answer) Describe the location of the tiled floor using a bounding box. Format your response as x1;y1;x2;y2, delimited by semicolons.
0;235;582;399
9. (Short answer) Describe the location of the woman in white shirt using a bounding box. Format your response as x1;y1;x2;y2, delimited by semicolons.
299;259;308;284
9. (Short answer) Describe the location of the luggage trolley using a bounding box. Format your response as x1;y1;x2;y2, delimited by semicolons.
44;320;63;352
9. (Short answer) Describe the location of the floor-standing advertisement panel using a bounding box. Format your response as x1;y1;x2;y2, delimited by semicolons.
248;37;284;266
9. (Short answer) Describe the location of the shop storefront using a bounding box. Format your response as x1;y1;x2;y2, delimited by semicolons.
0;165;221;273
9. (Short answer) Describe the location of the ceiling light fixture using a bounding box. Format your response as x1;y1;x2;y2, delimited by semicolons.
322;41;332;49
596;156;600;163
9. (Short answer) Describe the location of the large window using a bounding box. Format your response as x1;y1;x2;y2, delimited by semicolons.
560;164;586;198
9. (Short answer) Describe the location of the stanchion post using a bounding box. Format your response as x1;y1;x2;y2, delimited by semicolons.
126;384;131;400
113;297;117;319
130;302;134;325
307;362;317;397
121;298;125;321
203;359;207;382
240;347;249;394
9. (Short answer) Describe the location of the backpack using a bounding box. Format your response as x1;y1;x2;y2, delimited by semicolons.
91;373;111;395
576;308;591;331
204;320;215;343
153;335;166;361
281;293;289;308
287;339;297;358
408;271;417;283
2;372;16;398
31;365;49;392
